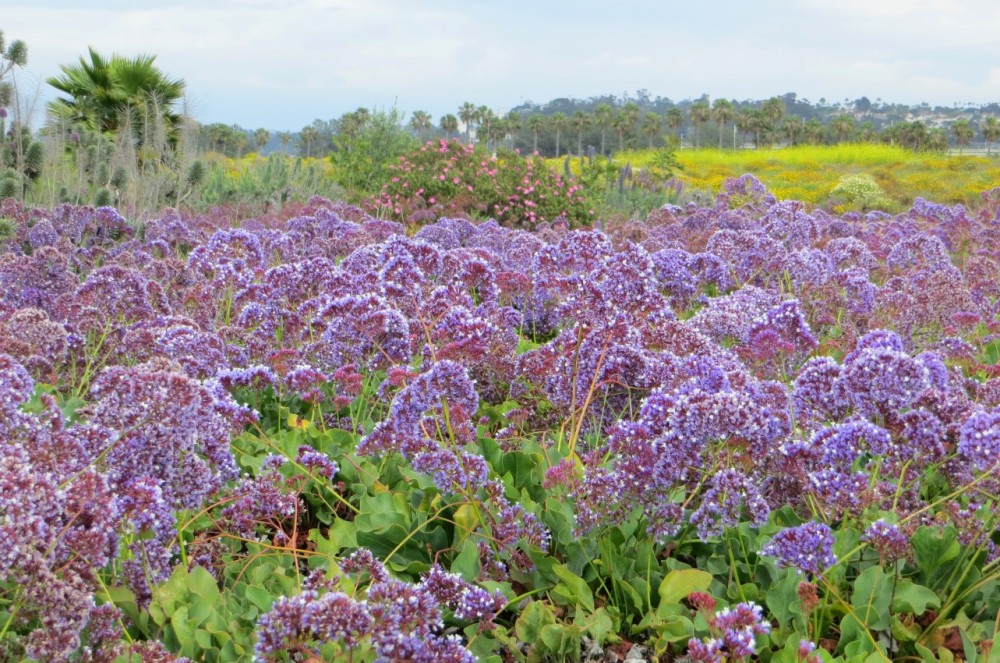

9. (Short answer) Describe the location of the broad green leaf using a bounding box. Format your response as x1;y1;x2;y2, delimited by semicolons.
657;568;712;609
552;563;594;613
244;585;273;612
851;566;892;630
914;643;938;663
911;526;960;584
451;537;481;581
515;600;556;645
892;580;940;615
766;571;807;630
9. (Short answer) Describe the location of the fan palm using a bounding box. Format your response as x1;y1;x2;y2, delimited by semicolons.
594;103;613;155
439;114;459;140
526;114;546;153
982;116;999;156
712;99;735;149
689;101;711;148
550;112;568;158
408;110;432;140
47;47;185;140
571;111;591;156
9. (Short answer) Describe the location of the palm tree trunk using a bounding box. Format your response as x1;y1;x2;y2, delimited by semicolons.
555;131;561;158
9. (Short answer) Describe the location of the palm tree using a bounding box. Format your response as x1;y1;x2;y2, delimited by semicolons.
830;114;856;143
712;98;735;149
504;111;521;150
804;118;826;145
594;103;613;155
476;105;493;150
951;118;974;154
458;102;477;144
551;112;568;158
612;112;632;152
47;47;185;139
439;113;459;140
762;97;785;130
299;125;319;158
982;116;999;156
664;108;684;140
782;115;804;146
619;102;641;149
571;110;591;156
408;110;432;140
899;121;930;151
253;127;270;153
278;131;292;154
858;121;878;143
526;113;546;153
641;112;661;147
927;127;949;152
689;100;711;148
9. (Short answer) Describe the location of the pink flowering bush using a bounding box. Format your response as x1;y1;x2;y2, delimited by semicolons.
371;139;593;228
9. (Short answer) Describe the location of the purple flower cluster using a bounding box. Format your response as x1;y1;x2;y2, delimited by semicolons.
761;521;838;577
255;549;503;661
687;601;772;662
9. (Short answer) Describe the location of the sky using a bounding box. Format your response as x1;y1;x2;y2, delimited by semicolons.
4;0;999;132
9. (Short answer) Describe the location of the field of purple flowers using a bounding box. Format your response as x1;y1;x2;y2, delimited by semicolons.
0;175;998;662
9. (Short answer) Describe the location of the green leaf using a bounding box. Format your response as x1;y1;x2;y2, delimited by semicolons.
892;580;940;615
911;526;960;583
657;568;712;610
766;571;807;630
515;601;556;645
851;566;892;630
451;537;481;581
651;614;696;643
839;566;892;657
581;607;614;643
245;585;273;612
915;643;938;663
170;606;195;658
890;616;922;642
552;563;594;613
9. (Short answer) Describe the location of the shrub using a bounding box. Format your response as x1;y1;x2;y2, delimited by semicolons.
371;139;593;228
830;173;893;210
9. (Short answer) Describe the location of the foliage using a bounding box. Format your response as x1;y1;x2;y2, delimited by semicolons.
329;107;416;197
830;173;893;211
47;47;185;140
372;139;593;227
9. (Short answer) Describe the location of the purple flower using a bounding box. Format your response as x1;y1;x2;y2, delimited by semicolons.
761;521;837;576
689;469;770;540
958;408;1000;472
863;520;910;561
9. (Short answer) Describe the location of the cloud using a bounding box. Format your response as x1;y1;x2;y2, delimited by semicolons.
3;0;998;130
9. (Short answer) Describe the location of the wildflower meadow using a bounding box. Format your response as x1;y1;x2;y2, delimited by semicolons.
0;172;998;662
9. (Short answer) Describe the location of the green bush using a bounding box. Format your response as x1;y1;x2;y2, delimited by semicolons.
830;173;893;211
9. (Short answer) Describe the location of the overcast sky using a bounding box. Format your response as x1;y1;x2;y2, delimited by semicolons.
4;0;999;131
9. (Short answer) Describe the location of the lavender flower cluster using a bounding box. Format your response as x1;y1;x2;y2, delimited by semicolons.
255;549;504;661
